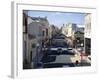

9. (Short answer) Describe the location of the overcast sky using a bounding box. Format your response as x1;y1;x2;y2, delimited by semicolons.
28;10;85;28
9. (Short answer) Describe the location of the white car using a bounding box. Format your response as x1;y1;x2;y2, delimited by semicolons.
47;54;81;66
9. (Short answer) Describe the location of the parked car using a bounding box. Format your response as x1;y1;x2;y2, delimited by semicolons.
47;39;69;55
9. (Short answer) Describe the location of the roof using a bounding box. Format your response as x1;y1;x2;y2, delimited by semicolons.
31;17;48;22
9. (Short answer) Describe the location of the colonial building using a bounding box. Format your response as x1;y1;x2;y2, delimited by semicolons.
28;16;50;66
23;11;50;68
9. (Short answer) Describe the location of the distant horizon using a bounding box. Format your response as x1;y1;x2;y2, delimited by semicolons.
27;10;85;28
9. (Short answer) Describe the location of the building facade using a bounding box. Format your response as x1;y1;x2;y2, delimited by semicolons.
61;23;77;38
84;14;91;55
61;23;78;47
23;11;51;68
61;24;68;37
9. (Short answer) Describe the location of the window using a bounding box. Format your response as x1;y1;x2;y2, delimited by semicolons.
42;30;45;37
46;28;48;36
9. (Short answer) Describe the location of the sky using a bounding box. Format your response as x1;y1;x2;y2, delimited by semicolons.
28;10;85;28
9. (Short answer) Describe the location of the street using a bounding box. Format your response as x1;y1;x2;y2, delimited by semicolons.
23;11;91;69
33;33;91;69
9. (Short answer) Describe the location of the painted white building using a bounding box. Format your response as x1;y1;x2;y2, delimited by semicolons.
61;23;77;38
84;14;91;38
61;24;68;37
61;23;78;47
